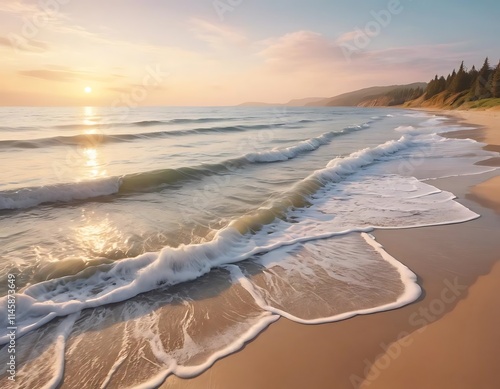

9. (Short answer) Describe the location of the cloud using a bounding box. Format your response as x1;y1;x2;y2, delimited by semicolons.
19;69;84;82
190;18;247;50
335;30;366;44
251;29;478;101
0;1;40;15
18;67;119;83
0;35;49;52
258;30;343;71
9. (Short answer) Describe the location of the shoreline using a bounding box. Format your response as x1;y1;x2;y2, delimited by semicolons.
165;109;499;389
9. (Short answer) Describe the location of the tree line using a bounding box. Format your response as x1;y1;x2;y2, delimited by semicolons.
386;86;425;105
425;58;500;100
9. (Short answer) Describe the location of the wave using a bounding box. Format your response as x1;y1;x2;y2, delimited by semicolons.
1;133;478;345
245;123;366;162
0;126;368;210
0;179;121;210
0;124;269;150
0;118;374;150
49;117;246;131
2;116;317;134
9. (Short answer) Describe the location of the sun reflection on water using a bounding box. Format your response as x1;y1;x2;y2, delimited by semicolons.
80;107;107;179
83;106;96;127
75;210;132;261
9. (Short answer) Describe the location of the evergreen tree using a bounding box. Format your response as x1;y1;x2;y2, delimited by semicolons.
446;73;452;88
493;61;500;98
450;61;470;93
447;69;457;90
425;75;441;99
413;87;424;99
468;65;478;86
473;57;492;98
438;76;446;93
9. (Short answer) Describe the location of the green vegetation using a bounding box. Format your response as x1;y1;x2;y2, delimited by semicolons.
419;57;500;109
467;98;500;109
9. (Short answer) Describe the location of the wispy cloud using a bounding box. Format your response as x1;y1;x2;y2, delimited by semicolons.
0;1;41;15
190;18;247;50
19;69;79;82
258;30;343;71
0;35;49;52
335;30;366;44
259;29;472;77
18;67;121;83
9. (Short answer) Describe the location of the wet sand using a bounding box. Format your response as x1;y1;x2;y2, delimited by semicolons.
164;110;500;389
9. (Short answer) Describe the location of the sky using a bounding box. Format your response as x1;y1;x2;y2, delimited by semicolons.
0;0;499;106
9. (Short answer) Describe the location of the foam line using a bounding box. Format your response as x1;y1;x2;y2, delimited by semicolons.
223;233;422;325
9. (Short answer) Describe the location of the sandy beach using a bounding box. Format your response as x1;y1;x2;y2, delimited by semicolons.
164;110;500;389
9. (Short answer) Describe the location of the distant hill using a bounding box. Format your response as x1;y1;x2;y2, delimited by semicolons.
306;83;427;107
237;84;427;108
287;97;328;106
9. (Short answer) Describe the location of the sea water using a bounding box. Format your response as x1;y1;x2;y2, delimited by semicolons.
0;106;496;388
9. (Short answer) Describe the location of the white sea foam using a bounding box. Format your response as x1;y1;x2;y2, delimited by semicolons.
225;232;421;324
244;123;369;162
245;131;333;162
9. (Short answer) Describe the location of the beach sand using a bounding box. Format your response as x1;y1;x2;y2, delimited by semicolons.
164;110;500;389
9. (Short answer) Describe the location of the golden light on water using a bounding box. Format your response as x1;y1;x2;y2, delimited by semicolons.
83;147;97;163
80;106;107;178
77;215;118;258
82;147;106;178
83;106;97;127
74;208;135;262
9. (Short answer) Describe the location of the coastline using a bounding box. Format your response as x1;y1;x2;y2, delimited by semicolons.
359;109;500;388
164;109;499;389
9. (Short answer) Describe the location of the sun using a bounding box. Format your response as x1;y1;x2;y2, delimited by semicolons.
84;86;92;94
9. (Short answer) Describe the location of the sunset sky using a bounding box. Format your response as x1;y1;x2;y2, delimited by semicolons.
1;0;499;106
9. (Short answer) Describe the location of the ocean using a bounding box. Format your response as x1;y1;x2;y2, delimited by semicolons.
0;106;495;388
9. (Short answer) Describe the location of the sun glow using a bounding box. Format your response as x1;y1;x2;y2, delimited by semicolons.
84;86;92;94
83;106;96;127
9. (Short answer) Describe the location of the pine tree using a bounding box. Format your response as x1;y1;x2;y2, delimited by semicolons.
468;65;478;86
438;76;446;93
446;73;452;88
474;57;492;98
493;61;500;98
425;75;441;99
447;70;457;90
451;61;470;93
